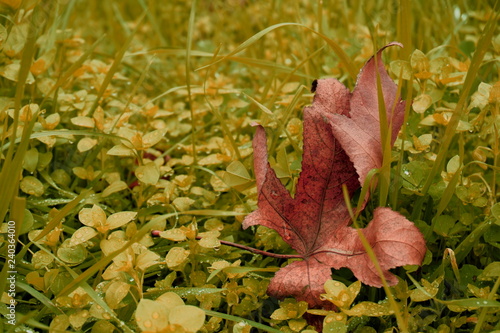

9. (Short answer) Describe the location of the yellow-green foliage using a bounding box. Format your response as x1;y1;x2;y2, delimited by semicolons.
0;1;499;332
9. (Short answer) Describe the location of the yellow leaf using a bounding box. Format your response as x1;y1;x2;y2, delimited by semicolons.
106;211;137;230
107;144;135;157
412;94;433;113
102;180;128;197
169;305;205;333
135;249;161;271
104;281;130;309
165;247;190;269
156;292;185;310
71;116;95;128
40;113;61;130
135;299;169;332
68;310;90;330
26;271;45;291
159;228;187;242
91;205;107;228
135;162;160;185
172;197;195;211
77;137;98;152
142;129;167;148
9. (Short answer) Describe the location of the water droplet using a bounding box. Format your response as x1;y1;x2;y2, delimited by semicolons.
152;312;160;319
144;320;152;328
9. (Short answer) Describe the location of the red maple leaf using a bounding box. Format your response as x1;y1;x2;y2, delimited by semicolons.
242;43;426;308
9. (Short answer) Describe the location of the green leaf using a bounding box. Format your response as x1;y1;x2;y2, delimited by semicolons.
401;161;429;192
444;298;500;312
57;240;87;265
69;226;98;247
433;215;457;237
20;176;44;197
341;301;394;317
479;262;500;280
104;281;130;309
222;160;253;192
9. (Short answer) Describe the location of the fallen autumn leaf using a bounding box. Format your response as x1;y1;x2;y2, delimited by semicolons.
243;42;426;308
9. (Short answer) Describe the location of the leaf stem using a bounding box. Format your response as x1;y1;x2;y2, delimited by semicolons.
151;230;302;259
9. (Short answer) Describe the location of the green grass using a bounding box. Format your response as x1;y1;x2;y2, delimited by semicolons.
0;1;499;332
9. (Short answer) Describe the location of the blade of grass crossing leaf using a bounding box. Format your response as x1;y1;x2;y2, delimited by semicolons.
391;69;413;209
186;0;198;166
356;169;379;218
431;218;494;280
137;0;166;45
2;129;140;152
41;34;105;105
407;272;500;318
435;129;465;217
272;46;325;102
33;244;134;332
10;196;25;232
109;58;155;138
273;86;308;155
146;85;201;106
130;49;309;77
454;218;494;264
264;85;308;155
398;0;412;59
343;185;409;333
15;282;63;315
203;45;242;160
242;92;274;116
474;275;500;333
203;310;283;333
196;22;357;81
196;23;302;71
29;190;92;244
0;11;38;222
374;45;391;207
0;112;40;298
435;166;462;217
59;0;76;31
421;10;498;194
87;11;147;117
56;211;196;297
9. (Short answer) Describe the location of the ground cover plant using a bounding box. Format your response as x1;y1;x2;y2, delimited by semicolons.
0;0;499;332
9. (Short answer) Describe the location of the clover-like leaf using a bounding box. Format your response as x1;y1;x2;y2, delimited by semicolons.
106;211;137;230
69;226;98;247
